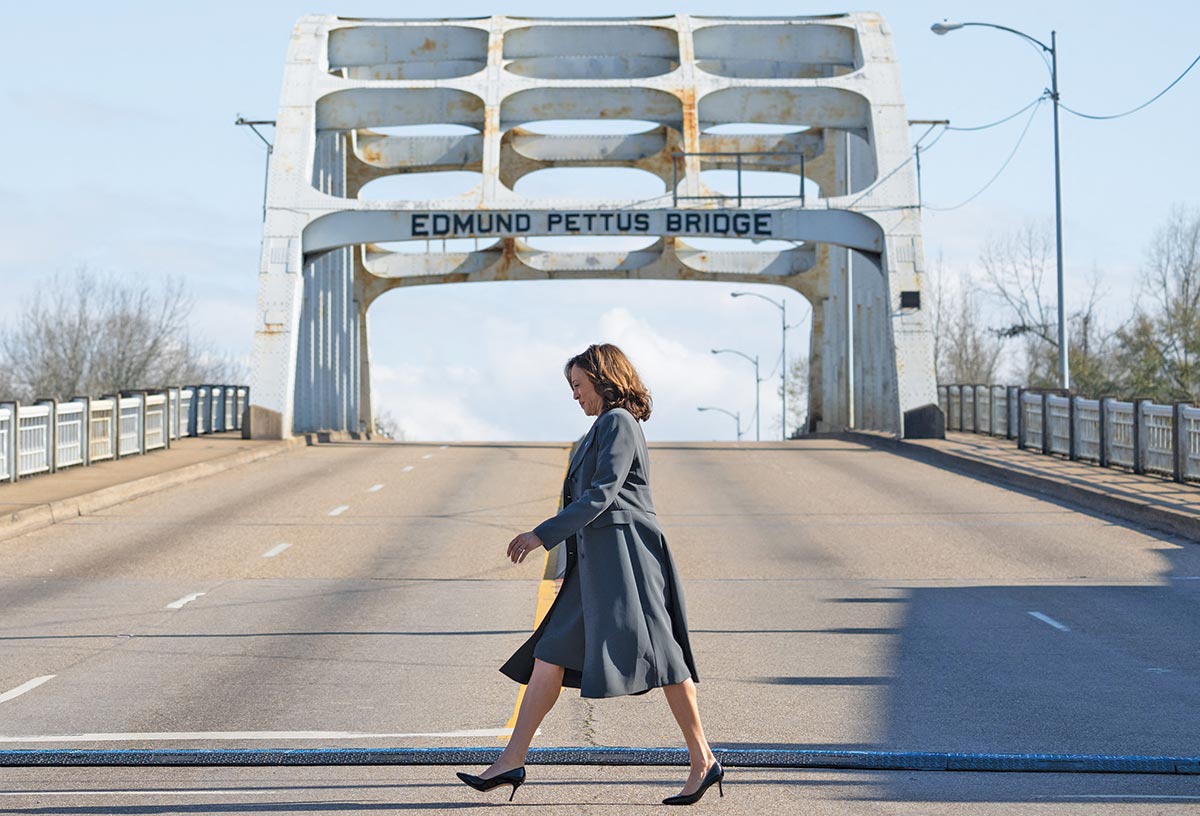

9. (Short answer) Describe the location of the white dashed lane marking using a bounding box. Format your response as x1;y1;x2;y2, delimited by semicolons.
367;484;384;492
0;791;287;798
328;505;350;516
0;675;55;705
402;466;414;472
262;543;291;558
1027;611;1070;632
421;454;433;460
0;728;515;742
165;593;206;610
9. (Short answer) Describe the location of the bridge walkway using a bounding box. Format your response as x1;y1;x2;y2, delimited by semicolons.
853;431;1200;542
0;433;302;542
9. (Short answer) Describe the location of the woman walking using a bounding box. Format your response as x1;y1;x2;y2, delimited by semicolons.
456;343;723;806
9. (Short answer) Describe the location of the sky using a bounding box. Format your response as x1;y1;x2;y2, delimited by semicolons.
1;1;1197;441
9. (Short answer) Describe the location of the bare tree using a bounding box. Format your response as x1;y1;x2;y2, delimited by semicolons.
979;221;1060;385
945;275;1004;384
1116;205;1200;401
927;254;1003;384
774;354;809;438
372;408;405;440
1;268;243;401
927;251;950;378
1066;268;1118;396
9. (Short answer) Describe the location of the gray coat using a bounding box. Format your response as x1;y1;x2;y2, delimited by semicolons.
501;407;699;698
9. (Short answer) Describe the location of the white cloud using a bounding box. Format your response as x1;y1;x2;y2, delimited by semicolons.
598;306;732;404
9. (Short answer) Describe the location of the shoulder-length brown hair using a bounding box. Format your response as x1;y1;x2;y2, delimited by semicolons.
564;344;652;421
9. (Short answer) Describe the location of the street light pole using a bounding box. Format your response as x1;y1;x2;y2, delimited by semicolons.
712;348;760;441
235;116;276;223
1049;30;1068;390
931;20;1069;390
697;406;743;441
731;292;789;439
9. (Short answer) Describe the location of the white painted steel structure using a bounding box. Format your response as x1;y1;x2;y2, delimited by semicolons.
250;13;940;438
0;387;248;483
939;384;1200;483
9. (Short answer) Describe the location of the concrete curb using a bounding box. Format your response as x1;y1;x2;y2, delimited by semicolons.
0;747;1196;774
0;436;308;543
845;432;1200;543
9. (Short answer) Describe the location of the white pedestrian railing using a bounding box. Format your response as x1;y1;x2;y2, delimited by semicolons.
90;398;116;464
145;393;167;451
55;400;86;469
1047;395;1071;456
0;385;249;484
1142;403;1175;477
1182;405;1200;479
939;384;1200;483
0;406;10;481
1021;391;1041;450
1074;398;1101;463
118;396;142;457
17;404;52;477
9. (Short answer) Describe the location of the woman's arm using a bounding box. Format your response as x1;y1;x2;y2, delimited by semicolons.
531;410;638;548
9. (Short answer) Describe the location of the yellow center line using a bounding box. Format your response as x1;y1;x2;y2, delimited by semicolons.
501;561;560;737
500;444;575;739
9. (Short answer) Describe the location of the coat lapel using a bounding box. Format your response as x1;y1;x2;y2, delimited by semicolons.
567;421;599;478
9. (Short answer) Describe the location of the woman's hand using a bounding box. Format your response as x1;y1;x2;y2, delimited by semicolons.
507;531;545;564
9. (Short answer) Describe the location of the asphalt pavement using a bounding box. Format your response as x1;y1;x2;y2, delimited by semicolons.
1;437;1198;813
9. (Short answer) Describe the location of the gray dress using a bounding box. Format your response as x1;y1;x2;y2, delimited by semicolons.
501;407;699;699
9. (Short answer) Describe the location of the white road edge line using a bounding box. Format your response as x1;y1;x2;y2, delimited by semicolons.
0;791;286;798
0;728;516;743
328;505;350;516
1051;795;1200;801
0;675;56;705
262;543;291;559
1027;611;1070;632
165;592;206;610
367;483;385;492
402;465;415;472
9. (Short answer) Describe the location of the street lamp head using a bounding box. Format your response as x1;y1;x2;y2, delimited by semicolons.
931;21;964;35
731;292;745;298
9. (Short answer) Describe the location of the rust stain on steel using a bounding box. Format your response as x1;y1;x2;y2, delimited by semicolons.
487;27;504;65
419;37;438;52
361;143;383;164
495;237;519;277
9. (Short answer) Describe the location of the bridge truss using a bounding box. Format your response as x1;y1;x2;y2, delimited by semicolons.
248;14;940;438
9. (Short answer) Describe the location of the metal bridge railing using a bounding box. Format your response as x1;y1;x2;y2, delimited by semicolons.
0;385;249;484
671;151;807;208
939;384;1200;483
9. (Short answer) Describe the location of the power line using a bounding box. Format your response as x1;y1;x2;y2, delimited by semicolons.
925;96;1045;212
1061;51;1200;120
945;94;1046;131
920;125;950;152
845;153;915;208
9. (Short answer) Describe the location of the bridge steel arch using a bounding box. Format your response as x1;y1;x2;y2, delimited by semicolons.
248;14;940;439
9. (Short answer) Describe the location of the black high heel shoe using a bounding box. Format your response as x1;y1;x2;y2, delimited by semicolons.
662;761;724;806
456;766;526;801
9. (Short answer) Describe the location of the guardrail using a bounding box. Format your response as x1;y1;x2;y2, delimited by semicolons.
938;384;1200;483
0;385;248;484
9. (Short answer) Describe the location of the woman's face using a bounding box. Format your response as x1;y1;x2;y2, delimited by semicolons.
569;364;605;417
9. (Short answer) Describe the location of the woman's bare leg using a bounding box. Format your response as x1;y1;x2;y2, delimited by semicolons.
482;659;564;778
663;679;718;795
